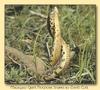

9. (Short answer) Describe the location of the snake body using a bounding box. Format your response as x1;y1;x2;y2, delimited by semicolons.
43;7;71;80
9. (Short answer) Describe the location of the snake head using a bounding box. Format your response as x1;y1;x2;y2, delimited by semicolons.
47;6;60;37
51;7;58;14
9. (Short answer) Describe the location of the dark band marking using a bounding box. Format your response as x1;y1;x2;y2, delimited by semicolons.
51;54;53;57
54;71;59;75
61;45;63;49
62;52;65;55
59;66;63;69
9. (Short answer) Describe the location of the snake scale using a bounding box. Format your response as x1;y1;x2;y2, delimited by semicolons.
5;7;74;81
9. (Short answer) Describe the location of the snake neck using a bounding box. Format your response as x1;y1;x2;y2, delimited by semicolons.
47;7;61;38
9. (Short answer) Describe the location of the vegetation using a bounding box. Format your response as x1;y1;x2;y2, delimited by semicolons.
5;5;96;84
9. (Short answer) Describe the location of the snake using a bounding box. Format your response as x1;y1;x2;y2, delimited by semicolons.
5;6;76;81
42;7;71;80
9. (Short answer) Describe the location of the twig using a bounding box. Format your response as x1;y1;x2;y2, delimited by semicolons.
29;10;47;19
46;42;51;59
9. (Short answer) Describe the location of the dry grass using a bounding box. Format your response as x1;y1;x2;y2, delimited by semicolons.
5;5;96;84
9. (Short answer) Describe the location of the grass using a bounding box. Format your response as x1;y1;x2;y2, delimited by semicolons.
5;5;96;84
